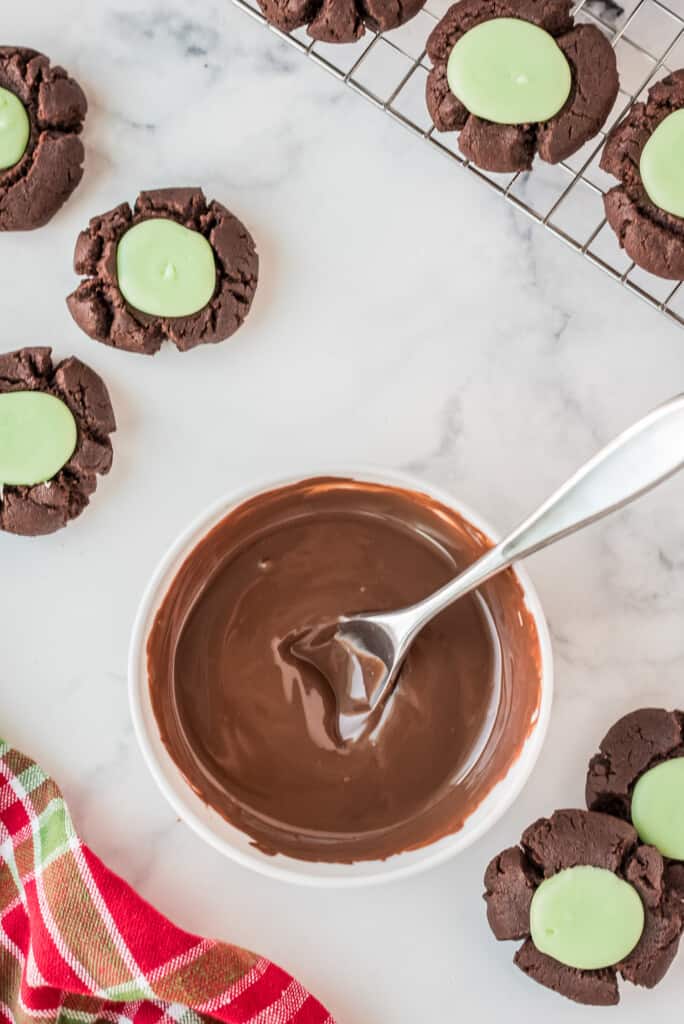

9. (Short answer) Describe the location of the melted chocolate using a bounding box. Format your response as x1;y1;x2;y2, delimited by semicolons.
147;478;542;863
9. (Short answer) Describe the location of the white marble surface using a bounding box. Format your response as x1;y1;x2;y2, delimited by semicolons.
3;1;684;1019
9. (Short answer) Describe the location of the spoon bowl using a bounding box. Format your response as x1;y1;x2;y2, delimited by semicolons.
291;612;406;740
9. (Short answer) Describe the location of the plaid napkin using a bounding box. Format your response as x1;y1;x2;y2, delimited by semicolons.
0;741;334;1024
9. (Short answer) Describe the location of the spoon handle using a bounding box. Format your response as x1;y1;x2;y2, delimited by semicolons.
408;393;684;629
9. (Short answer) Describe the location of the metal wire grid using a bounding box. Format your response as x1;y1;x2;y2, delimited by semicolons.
232;0;684;328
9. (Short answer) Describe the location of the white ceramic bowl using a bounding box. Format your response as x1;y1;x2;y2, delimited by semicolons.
129;467;553;888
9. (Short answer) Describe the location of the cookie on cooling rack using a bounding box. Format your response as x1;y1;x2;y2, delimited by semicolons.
587;708;684;900
0;347;115;536
0;46;86;230
67;188;258;356
426;0;618;173
257;0;425;43
485;809;683;1005
602;70;684;279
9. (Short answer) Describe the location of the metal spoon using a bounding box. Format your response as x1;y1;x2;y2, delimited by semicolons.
292;394;684;742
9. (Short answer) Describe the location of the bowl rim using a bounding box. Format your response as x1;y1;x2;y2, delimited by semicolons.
128;465;554;888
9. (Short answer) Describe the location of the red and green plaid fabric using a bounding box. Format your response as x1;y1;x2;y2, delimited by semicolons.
0;742;334;1024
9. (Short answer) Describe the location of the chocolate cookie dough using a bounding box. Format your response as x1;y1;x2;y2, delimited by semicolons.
258;0;425;44
587;708;684;897
602;71;684;279
485;809;683;1004
0;47;86;230
0;347;115;536
67;188;258;356
426;0;619;173
148;477;543;863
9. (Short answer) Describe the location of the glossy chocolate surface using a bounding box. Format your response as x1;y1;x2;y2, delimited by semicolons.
148;478;542;863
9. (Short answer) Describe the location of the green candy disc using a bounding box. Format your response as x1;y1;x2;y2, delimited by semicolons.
530;866;644;970
0;392;77;486
640;109;684;218
631;757;684;859
116;218;217;318
0;86;30;171
447;18;572;126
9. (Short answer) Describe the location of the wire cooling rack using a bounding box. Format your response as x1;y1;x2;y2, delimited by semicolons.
232;0;684;329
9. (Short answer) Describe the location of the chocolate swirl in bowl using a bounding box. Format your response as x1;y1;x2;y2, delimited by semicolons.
147;477;543;863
